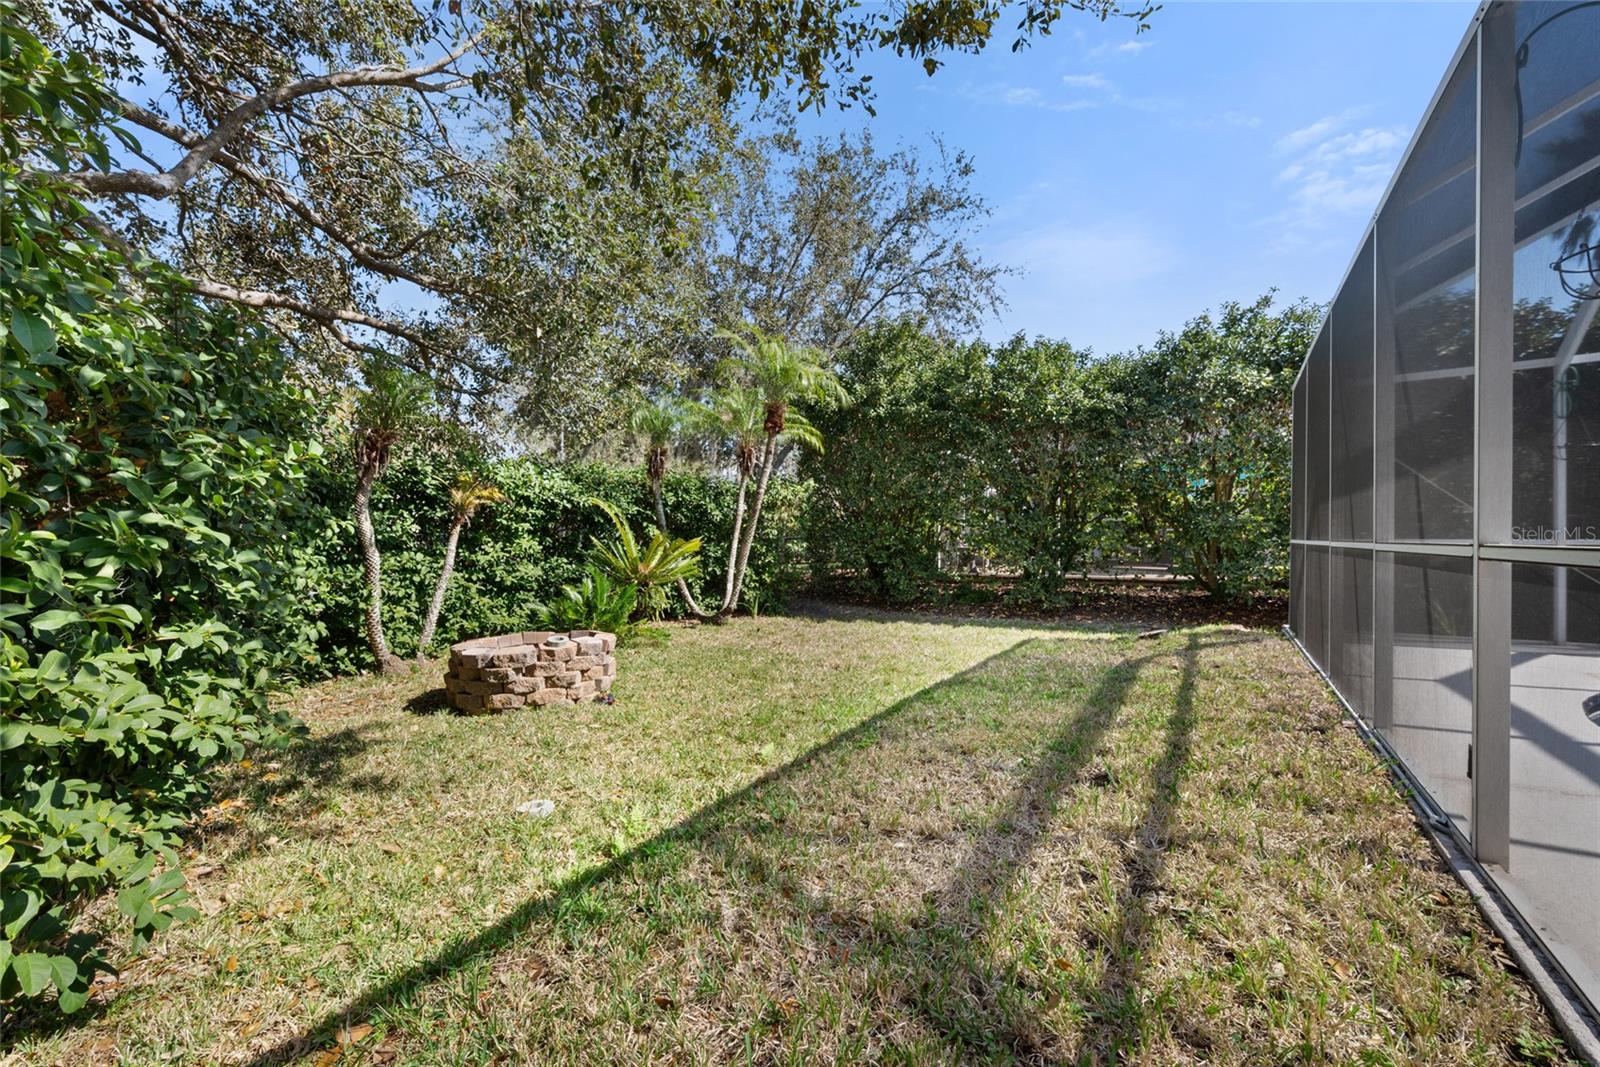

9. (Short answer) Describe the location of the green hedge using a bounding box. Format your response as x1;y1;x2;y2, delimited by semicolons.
804;302;1317;605
291;458;810;676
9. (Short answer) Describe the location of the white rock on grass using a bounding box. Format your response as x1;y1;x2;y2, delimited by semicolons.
515;798;556;819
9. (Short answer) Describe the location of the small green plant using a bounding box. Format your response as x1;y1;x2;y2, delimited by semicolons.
585;499;702;621
532;565;638;638
744;586;765;618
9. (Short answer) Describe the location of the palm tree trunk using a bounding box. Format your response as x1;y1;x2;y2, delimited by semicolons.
355;472;404;674
729;433;779;612
417;517;464;656
654;486;708;618
719;468;752;616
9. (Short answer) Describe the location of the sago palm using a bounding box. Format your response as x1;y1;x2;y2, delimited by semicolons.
586;499;702;621
716;325;847;614
417;473;506;655
351;360;432;673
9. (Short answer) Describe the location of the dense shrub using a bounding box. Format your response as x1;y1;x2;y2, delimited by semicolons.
1131;297;1312;601
805;299;1317;605
802;323;970;602
293;457;810;672
1;26;323;1010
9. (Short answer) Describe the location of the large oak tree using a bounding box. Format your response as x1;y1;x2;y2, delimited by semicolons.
18;0;1151;411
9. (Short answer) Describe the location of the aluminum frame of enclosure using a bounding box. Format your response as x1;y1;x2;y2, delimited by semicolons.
1287;0;1600;1017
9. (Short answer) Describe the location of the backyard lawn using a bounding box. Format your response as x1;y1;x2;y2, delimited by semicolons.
6;610;1574;1065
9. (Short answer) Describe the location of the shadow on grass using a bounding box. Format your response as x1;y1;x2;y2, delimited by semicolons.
403;688;450;716
1082;629;1201;1059
237;628;1249;1064
749;629;1221;1061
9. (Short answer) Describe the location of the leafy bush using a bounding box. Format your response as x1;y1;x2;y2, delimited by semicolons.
532;565;638;636
1;24;321;1011
294;459;809;669
586;499;701;620
805;305;1317;606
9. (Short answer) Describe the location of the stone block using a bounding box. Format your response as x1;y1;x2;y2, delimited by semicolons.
594;631;617;654
455;663;482;681
530;687;567;707
547;641;576;662
571;680;596;699
491;648;536;668
574;636;604;657
506;677;544;694
482;666;517;682
552;671;581;688
484;692;525;710
600;657;617;677
568;655;597;671
595;674;613;693
453;692;485;712
583;665;603;681
520;631;554;645
455;649;495;668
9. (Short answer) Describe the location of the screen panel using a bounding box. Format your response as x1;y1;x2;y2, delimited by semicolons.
1330;547;1374;722
1305;546;1329;672
1377;44;1478;543
1307;327;1331;541
1508;0;1600;546
1505;561;1600;1007
1332;238;1376;542
1292;370;1307;542
1385;551;1474;838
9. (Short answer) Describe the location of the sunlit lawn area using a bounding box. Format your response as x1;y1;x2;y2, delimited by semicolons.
8;610;1573;1065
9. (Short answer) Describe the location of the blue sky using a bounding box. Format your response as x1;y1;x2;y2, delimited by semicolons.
790;0;1480;356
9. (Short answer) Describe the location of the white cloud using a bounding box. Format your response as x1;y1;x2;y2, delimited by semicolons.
1275;107;1367;153
1061;72;1112;90
1086;39;1153;60
1263;108;1409;250
992;220;1174;290
961;81;1103;113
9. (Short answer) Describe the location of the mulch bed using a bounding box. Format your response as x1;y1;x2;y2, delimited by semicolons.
797;577;1288;630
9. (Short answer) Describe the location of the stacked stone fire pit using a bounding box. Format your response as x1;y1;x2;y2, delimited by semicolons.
443;629;617;713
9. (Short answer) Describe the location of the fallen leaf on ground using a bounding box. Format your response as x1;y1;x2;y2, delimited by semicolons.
337;1022;374;1045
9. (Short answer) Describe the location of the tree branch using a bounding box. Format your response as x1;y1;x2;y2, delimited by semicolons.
54;33;481;199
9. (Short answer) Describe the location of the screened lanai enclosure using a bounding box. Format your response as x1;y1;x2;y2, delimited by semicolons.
1288;0;1600;1018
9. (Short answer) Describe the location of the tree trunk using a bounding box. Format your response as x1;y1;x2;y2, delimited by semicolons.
728;433;779;613
417;516;465;656
354;472;406;674
654;486;708;618
719;468;753;617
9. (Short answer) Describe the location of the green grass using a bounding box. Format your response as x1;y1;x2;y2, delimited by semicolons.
5;610;1575;1065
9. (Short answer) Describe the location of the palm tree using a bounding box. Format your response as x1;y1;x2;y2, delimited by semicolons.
695;385;768;614
628;395;708;616
716;326;847;615
417;473;506;655
351;360;432;674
